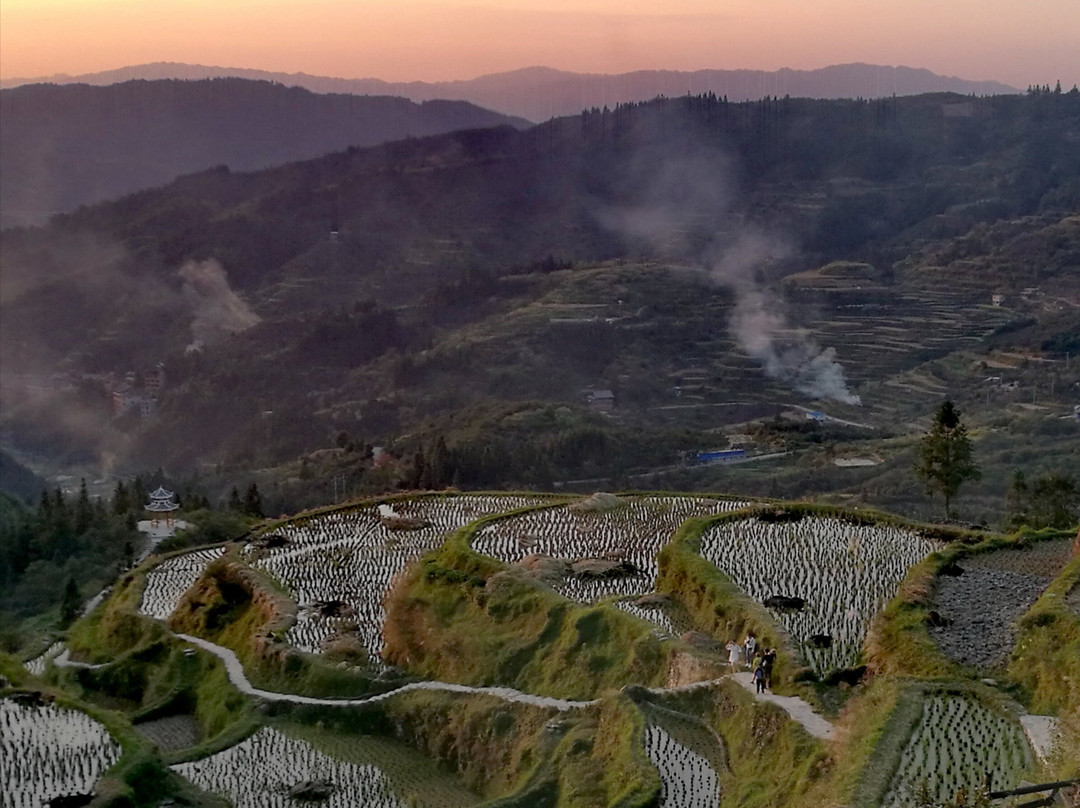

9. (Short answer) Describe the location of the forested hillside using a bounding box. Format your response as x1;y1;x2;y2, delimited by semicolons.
0;78;528;228
1;89;1078;517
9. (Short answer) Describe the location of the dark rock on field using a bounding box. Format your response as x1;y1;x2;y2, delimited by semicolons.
314;599;354;618
633;593;672;608
288;779;335;801
570;558;639;578
764;595;806;611
926;610;952;628
11;690;50;707
47;796;94;808
823;665;867;687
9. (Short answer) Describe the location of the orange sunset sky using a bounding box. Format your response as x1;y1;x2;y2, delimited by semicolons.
2;0;1078;88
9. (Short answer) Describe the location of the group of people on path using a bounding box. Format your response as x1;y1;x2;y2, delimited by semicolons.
725;631;776;693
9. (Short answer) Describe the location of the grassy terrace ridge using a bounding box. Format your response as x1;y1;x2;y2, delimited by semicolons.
1008;551;1080;779
2;652;231;807
280;689;661;808
168;552;402;700
655;513;805;694
382;499;737;698
383;516;718;700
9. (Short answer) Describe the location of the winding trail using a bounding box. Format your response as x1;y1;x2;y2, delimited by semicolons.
174;634;595;712
730;672;836;740
173;633;838;741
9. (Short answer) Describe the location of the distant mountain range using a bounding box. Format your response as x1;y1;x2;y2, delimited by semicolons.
2;62;1019;123
0;78;528;228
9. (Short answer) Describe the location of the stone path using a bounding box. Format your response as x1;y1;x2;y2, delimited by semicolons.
174;634;838;742
730;672;836;740
1018;714;1059;763
174;633;596;712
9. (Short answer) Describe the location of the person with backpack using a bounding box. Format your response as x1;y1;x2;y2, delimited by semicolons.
752;651;766;693
761;648;777;691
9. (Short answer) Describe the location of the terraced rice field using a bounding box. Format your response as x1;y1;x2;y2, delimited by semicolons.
613;597;696;638
793;283;1019;419
473;496;749;615
244;495;544;660
644;723;720;808
138;547;227;620
1;698;121;808
173;725;477;808
699;515;936;674
880;692;1032;808
23;641;63;676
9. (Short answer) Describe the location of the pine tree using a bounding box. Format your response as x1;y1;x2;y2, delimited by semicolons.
243;483;263;518
914;400;981;519
75;478;92;535
112;480;130;515
1005;470;1030;529
228;486;243;512
60;577;81;625
131;477;148;513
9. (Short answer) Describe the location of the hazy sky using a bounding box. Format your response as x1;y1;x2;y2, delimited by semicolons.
2;0;1078;88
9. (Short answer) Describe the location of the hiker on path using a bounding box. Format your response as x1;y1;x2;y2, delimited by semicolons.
753;651;766;694
743;631;757;666
725;640;742;674
761;648;777;690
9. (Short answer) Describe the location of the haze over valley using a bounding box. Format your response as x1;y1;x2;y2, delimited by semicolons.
1;5;1078;805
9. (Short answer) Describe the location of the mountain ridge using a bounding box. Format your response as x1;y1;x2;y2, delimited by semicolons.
1;61;1019;123
0;77;529;229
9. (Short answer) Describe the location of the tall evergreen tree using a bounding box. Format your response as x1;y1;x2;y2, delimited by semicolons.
60;577;81;625
75;478;92;535
112;480;130;515
914;400;980;519
243;483;264;518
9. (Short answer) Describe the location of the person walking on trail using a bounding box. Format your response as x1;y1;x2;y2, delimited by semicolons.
726;640;742;674
753;651;766;694
744;631;757;667
761;648;777;691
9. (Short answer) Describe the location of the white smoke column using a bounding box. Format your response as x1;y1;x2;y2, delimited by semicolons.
594;144;860;405
712;232;861;405
178;259;260;348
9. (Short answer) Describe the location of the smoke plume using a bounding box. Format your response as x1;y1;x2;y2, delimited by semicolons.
710;232;861;405
598;146;860;405
178;259;260;348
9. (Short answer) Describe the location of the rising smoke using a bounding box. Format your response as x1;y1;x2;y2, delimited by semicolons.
709;232;861;405
178;258;260;349
599;147;861;406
